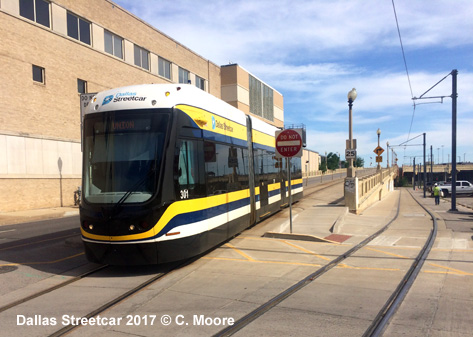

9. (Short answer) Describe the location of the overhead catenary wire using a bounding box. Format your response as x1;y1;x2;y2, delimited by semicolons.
391;0;416;147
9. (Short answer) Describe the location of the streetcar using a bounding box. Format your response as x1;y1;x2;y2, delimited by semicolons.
80;84;302;265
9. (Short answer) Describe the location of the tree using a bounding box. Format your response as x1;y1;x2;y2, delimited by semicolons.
320;158;327;173
326;152;340;170
355;157;364;167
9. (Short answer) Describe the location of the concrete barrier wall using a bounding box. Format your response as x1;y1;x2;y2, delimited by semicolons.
345;166;398;214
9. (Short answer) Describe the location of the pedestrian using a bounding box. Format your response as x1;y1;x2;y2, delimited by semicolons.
433;183;441;205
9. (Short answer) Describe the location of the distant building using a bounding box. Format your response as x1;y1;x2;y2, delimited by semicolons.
0;0;285;211
302;149;320;177
221;64;284;129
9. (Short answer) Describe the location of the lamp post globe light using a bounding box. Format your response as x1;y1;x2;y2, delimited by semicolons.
347;88;357;177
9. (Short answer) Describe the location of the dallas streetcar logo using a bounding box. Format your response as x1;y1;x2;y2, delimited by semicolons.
211;116;233;133
102;92;146;106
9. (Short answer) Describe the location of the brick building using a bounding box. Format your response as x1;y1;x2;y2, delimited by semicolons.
0;0;317;212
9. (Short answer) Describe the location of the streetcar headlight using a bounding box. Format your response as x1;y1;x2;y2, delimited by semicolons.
88;224;94;230
129;225;135;231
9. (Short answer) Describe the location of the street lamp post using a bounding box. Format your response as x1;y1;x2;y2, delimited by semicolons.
377;128;381;171
387;141;390;168
325;151;327;172
347;88;357;177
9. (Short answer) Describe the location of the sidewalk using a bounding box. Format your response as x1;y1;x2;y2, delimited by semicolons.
250;180;401;247
0;206;79;226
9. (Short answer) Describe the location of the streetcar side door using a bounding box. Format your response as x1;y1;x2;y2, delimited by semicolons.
176;139;206;200
254;149;270;217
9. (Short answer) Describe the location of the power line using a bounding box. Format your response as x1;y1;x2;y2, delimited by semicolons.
391;0;416;142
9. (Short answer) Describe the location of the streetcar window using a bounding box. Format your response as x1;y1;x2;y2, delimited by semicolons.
83;112;169;204
178;140;196;188
205;142;249;195
176;140;206;198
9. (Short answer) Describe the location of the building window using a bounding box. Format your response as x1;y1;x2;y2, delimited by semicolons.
77;79;87;93
158;57;171;80
104;30;123;59
67;12;91;45
179;67;189;84
32;65;45;84
20;0;50;28
195;76;205;90
134;45;149;70
262;84;274;121
249;75;274;121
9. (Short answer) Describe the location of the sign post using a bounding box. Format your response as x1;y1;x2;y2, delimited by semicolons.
275;129;303;234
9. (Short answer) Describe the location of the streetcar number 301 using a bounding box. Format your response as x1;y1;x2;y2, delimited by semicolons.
180;189;189;199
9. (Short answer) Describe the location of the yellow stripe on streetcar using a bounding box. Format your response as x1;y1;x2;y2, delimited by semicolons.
82;189;251;242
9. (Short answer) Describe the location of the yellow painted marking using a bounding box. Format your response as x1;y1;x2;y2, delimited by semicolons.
427;263;473;276
202;256;321;268
202;255;402;271
364;248;473;275
206;245;473;276
282;241;354;267
350;266;401;272
0;252;85;267
201;257;248;262
224;243;255;261
422;270;469;276
364;247;410;259
283;241;331;261
237;235;340;246
203;254;473;276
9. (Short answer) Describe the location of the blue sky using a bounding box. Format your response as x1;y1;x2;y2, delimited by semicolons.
114;0;473;167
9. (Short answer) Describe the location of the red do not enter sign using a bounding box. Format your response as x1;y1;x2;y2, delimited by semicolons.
275;129;303;158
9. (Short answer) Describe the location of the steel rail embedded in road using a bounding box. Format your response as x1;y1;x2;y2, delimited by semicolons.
213;191;403;337
363;189;438;337
47;257;198;337
0;264;109;314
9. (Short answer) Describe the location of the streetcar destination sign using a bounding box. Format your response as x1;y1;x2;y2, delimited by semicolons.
275;129;303;158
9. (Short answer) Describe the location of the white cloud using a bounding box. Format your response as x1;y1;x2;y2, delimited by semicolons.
112;0;473;165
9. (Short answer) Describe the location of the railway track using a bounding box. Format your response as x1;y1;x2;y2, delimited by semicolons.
0;264;108;314
47;264;178;337
214;188;437;336
0;258;195;337
1;181;439;336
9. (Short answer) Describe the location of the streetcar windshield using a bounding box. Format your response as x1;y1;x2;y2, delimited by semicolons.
83;110;169;204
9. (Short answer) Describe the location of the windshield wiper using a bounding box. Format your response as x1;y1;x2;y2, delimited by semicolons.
107;165;156;219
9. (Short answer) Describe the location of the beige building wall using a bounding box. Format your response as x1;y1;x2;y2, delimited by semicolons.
0;0;221;211
221;64;284;128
